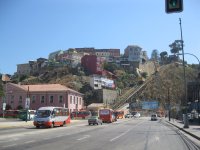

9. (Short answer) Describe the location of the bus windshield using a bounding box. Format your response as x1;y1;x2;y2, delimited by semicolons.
36;110;51;118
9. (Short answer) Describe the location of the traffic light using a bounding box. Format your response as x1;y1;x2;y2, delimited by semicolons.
165;0;183;13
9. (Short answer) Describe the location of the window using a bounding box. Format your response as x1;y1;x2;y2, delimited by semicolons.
41;96;45;104
70;96;72;104
32;95;35;104
50;96;54;103
10;95;14;104
76;97;78;105
73;96;75;104
59;95;63;103
19;96;22;103
79;97;82;105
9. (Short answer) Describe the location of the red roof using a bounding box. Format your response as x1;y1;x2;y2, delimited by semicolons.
9;83;83;95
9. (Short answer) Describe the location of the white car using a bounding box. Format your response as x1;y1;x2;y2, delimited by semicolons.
151;114;158;121
134;112;141;118
125;114;133;118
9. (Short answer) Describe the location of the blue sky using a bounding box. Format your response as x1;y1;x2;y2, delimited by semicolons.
0;0;200;75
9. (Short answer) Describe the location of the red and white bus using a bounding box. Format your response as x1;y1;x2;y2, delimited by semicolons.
33;107;70;128
99;108;116;123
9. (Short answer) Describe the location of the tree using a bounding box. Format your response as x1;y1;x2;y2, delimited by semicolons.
103;63;118;73
17;105;23;110
6;104;12;110
169;40;183;55
151;49;160;61
160;51;168;64
141;72;148;79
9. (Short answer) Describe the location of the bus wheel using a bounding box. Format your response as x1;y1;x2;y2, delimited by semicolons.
50;122;54;128
36;126;40;128
62;121;66;127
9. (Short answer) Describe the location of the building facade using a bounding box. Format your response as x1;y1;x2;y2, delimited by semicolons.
81;55;106;74
124;45;147;63
17;63;31;75
0;83;84;114
95;49;120;58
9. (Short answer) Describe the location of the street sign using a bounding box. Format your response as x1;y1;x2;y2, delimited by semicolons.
3;103;6;110
25;98;30;109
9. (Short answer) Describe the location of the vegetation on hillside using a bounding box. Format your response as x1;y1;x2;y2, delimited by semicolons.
140;63;198;110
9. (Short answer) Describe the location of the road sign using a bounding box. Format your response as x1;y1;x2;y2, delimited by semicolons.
25;98;30;109
3;103;6;110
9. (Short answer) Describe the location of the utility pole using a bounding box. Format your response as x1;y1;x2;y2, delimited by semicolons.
25;86;30;122
168;87;171;121
179;18;189;128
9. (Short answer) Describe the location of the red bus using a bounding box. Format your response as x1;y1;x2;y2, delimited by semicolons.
99;108;116;123
0;110;20;118
71;110;91;119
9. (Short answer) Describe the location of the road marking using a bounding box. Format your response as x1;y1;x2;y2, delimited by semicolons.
43;137;52;140
2;144;17;148
155;136;160;141
77;135;90;141
0;138;19;143
24;140;35;144
110;129;131;142
110;120;145;142
55;135;64;138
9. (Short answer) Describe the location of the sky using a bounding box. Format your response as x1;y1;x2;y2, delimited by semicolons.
0;0;200;75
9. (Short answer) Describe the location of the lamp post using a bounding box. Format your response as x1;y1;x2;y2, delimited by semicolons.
179;18;189;128
177;52;200;67
168;87;171;121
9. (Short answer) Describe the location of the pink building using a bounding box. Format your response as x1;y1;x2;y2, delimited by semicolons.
0;83;84;113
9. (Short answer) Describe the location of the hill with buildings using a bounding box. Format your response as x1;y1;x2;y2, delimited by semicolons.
1;45;200;110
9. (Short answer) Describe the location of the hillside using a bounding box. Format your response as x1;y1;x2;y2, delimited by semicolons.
139;63;198;109
10;63;199;108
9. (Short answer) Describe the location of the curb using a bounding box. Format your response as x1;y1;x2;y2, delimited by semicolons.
0;120;83;129
167;121;200;141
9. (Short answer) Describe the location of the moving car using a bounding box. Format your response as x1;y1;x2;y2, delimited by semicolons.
125;113;133;118
151;114;158;121
134;112;141;118
88;116;103;125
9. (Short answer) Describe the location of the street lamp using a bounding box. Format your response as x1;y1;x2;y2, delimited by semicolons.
177;52;200;67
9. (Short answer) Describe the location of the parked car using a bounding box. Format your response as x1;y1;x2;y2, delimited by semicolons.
88;116;103;125
151;114;158;121
125;113;133;118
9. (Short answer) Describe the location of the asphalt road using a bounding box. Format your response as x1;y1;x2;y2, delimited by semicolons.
0;117;199;150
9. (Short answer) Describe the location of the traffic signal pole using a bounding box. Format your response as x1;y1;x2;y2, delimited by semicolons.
179;18;189;128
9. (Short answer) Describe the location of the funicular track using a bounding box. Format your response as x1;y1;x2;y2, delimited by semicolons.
112;76;153;110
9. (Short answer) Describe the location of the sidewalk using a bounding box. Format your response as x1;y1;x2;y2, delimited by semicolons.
0;118;83;129
165;118;200;141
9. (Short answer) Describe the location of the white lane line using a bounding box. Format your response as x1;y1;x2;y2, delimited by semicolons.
55;135;63;138
24;140;35;144
110;120;145;142
43;137;52;140
77;135;90;141
0;138;19;143
2;144;17;148
110;129;131;142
